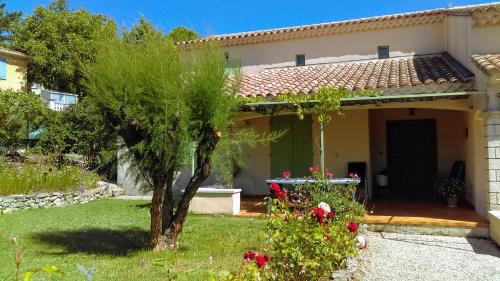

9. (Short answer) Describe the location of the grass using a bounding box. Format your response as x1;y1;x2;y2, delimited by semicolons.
0;199;266;280
0;159;100;195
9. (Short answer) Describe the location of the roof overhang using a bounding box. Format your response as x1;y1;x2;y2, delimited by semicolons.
240;91;482;112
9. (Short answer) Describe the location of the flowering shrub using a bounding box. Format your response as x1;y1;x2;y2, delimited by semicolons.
224;167;365;281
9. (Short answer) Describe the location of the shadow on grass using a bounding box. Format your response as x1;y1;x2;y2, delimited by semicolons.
135;203;152;209
33;227;149;256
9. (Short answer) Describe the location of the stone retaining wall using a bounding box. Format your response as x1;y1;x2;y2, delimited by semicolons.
0;181;124;214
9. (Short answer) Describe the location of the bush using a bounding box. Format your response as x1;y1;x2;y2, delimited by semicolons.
0;158;99;195
433;178;465;199
224;167;365;280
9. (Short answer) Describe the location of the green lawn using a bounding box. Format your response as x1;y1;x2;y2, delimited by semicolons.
0;200;266;280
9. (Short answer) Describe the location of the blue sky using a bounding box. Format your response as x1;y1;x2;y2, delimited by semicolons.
8;0;498;36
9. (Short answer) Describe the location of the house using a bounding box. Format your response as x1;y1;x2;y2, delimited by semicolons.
0;47;27;92
119;3;500;232
37;88;78;111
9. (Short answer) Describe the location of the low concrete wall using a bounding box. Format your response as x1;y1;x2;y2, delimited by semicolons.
489;211;500;246
0;181;124;214
188;187;241;215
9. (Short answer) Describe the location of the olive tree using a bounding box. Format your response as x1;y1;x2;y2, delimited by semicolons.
85;33;239;250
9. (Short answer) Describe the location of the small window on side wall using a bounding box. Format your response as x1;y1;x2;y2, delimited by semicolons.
296;54;305;66
378;46;389;59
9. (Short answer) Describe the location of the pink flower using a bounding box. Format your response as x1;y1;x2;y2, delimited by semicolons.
309;165;320;174
282;170;291;179
243;251;256;260
348;221;359;233
325;170;333;178
349;173;359;178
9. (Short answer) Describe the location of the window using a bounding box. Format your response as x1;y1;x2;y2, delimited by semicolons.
0;58;7;80
296;54;305;66
378;46;389;59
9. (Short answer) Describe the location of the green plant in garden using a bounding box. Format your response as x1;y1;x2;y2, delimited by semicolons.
433;178;465;199
0;90;49;150
226;169;365;281
11;0;117;96
0;158;99;195
10;236;64;281
37;98;117;179
84;29;247;250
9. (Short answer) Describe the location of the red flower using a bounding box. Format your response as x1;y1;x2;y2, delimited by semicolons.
348;221;359;233
243;251;256;260
309;165;320;174
269;182;281;193
256;255;269;268
349;173;359;178
282;170;291;179
327;211;335;219
275;190;286;201
325;170;333;178
313;207;326;224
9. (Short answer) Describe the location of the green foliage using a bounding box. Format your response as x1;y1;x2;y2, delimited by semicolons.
37;98;117;178
11;0;117;96
0;90;48;149
122;17;164;44
227;169;365;281
85;31;239;190
212;129;283;186
0;158;99;195
277;87;375;125
166;26;198;43
24;266;64;281
85;33;189;189
433;178;465;199
294;170;366;222
0;0;21;45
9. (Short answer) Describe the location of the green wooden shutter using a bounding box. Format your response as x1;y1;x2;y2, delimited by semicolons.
270;115;313;178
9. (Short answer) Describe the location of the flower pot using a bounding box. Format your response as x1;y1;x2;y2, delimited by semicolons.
446;197;458;208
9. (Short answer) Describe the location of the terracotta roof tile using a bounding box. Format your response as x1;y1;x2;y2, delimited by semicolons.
180;3;500;47
471;54;500;76
237;53;474;98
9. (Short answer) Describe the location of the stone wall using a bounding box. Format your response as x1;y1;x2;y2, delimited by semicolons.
0;181;124;214
486;114;500;211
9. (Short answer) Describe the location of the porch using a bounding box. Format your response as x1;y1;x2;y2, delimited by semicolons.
239;196;489;237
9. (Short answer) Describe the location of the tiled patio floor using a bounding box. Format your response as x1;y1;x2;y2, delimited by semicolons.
239;197;489;228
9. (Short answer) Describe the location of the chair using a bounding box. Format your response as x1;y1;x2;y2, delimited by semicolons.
449;160;465;181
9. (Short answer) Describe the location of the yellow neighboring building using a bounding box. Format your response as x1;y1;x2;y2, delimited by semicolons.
0;46;27;92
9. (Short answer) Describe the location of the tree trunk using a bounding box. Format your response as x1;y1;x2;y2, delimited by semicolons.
161;168;176;234
161;128;220;248
150;185;166;251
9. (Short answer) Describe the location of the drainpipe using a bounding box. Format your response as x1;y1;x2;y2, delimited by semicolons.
320;123;325;173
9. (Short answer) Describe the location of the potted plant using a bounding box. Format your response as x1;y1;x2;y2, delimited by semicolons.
434;178;465;207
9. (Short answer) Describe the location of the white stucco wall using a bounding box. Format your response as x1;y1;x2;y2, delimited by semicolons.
445;16;471;68
225;23;445;74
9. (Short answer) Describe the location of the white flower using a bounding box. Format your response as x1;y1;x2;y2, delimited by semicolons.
355;235;367;249
318;202;331;214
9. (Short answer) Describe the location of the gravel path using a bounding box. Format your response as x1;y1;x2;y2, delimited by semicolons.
354;232;500;281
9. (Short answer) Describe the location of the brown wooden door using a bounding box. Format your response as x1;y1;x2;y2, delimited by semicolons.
387;119;437;198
